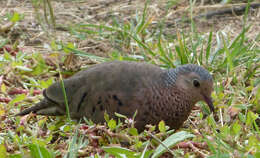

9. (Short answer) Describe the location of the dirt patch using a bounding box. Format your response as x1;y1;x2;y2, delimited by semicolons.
0;0;259;58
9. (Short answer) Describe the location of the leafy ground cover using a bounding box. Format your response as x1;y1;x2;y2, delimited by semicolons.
0;0;259;157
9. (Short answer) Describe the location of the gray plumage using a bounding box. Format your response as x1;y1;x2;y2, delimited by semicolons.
16;61;214;131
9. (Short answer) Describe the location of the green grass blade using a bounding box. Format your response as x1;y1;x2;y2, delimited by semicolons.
151;131;194;158
206;31;213;65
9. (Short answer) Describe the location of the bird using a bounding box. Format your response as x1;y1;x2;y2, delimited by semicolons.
16;61;214;131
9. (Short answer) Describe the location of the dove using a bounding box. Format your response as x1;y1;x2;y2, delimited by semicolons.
16;61;214;131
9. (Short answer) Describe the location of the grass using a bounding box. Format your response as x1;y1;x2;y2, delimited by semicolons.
0;0;259;158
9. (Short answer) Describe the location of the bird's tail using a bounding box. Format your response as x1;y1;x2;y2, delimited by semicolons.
15;99;51;116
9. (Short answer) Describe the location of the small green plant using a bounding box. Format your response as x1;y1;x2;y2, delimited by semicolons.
0;0;259;157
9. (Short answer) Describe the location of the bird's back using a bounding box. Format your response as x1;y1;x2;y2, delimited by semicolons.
46;61;165;123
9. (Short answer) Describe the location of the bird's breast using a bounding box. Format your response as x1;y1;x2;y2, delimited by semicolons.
139;87;194;129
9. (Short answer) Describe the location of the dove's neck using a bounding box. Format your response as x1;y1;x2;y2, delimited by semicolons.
164;68;180;86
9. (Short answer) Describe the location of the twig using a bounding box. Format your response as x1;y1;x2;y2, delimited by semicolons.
195;3;260;19
0;97;11;103
175;141;208;149
188;117;198;129
8;88;41;96
95;125;133;142
219;108;223;127
187;141;208;158
174;3;260;23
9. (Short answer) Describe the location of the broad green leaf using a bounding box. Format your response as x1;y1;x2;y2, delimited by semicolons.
152;131;194;158
246;111;258;127
39;78;54;89
108;119;117;130
231;121;241;135
4;52;12;61
128;128;138;136
50;41;60;50
0;144;7;158
28;144;54;158
11;12;21;22
31;56;47;76
134;141;143;149
60;124;71;132
9;154;23;158
254;152;260;158
63;42;75;53
104;111;110;123
9;94;26;106
158;120;166;133
248;135;259;149
103;146;136;158
220;125;230;138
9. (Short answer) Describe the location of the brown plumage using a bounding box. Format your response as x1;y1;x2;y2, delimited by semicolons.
16;61;214;131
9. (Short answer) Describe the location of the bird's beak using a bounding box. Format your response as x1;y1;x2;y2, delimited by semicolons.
203;95;214;113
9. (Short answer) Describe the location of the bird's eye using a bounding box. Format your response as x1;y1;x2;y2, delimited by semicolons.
193;79;200;88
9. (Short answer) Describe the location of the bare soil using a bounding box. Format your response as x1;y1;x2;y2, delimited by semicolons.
0;0;259;57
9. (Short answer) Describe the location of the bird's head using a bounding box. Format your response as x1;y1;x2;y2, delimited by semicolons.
168;64;214;113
